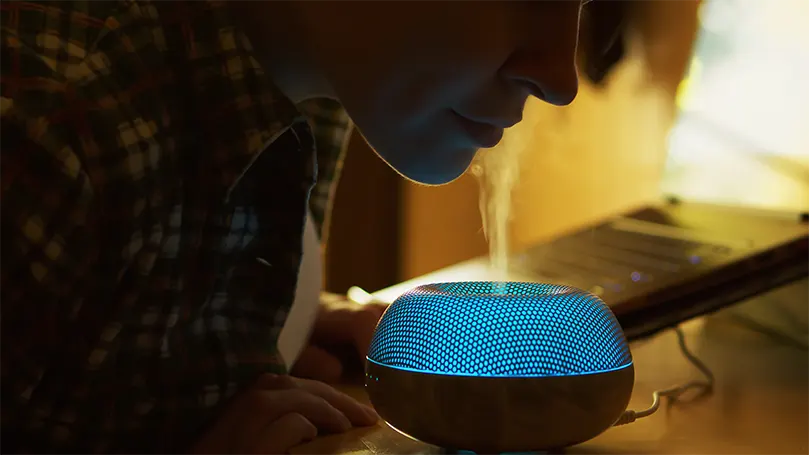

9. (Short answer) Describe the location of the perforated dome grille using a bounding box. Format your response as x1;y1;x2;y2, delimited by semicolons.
367;282;632;377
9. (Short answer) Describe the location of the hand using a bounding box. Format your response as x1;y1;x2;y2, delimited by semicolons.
290;292;388;383
192;374;378;454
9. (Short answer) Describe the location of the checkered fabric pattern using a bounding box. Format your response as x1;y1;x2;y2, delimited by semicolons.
1;1;353;452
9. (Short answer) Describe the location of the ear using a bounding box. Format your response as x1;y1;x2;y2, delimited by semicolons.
579;0;628;87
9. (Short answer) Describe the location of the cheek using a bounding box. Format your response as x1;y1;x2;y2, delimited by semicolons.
361;35;513;119
327;11;516;128
413;41;513;109
324;8;516;184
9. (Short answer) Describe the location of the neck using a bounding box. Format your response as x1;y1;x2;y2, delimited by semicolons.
229;1;335;104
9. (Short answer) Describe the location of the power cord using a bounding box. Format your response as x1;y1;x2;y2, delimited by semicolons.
613;326;715;426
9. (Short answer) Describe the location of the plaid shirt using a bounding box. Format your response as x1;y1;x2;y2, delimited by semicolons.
1;1;352;452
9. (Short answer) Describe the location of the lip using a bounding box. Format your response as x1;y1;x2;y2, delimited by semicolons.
453;111;504;149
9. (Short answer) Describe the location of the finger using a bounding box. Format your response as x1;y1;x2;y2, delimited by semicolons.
227;374;318;453
254;373;298;391
294;377;379;427
290;345;344;383
258;375;377;427
353;303;388;358
262;388;352;434
253;412;317;454
313;302;387;357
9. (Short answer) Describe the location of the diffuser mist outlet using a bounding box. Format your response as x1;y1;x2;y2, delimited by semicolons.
365;281;634;453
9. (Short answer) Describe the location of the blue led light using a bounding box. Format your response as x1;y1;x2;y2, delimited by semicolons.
367;282;632;377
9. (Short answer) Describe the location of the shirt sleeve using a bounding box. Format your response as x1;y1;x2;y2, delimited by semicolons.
1;101;101;453
296;97;354;245
0;9;111;447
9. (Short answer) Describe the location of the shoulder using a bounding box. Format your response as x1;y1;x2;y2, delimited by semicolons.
1;0;186;258
0;0;133;216
1;1;132;72
1;0;180;191
0;0;173;128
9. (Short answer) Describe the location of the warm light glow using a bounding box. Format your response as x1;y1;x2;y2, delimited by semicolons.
662;0;809;211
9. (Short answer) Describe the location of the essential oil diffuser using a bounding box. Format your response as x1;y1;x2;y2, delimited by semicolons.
365;282;634;453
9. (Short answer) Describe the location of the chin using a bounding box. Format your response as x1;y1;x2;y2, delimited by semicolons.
404;164;469;186
356;135;478;186
380;145;478;186
352;116;480;185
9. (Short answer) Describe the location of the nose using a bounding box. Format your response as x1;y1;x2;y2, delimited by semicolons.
501;7;581;106
502;51;580;106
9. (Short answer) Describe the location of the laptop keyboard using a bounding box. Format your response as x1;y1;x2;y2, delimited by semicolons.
512;221;738;298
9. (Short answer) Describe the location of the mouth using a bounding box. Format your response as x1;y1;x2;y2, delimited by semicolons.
452;111;505;149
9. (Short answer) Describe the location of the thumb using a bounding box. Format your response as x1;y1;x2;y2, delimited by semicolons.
313;302;387;357
290;345;344;383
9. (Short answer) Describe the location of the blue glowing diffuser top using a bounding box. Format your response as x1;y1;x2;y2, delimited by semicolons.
367;282;632;377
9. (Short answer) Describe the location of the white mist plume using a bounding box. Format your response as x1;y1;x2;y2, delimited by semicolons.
470;108;539;282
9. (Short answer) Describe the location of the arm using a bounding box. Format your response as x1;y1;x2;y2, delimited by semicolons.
0;12;113;448
1;109;99;453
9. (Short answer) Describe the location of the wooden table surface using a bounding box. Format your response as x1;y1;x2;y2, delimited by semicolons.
293;281;808;454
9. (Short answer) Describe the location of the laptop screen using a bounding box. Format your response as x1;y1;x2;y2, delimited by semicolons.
659;0;809;212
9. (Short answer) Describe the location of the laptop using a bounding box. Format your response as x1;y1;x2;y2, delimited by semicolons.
372;0;809;341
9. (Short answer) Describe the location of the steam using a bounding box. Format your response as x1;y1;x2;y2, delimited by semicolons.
470;109;537;290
